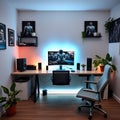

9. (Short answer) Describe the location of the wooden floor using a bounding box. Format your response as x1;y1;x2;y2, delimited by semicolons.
1;94;120;120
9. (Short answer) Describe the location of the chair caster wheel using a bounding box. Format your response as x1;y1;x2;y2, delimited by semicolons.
104;114;107;118
78;107;81;111
88;115;92;120
98;105;102;108
82;98;84;101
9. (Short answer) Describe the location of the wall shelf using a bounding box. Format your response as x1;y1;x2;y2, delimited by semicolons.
83;36;102;38
18;36;38;47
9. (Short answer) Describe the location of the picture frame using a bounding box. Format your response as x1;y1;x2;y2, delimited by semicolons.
84;21;98;37
0;23;6;50
8;28;15;46
109;18;120;43
21;21;35;37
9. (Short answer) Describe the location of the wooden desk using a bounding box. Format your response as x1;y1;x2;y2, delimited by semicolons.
11;70;102;102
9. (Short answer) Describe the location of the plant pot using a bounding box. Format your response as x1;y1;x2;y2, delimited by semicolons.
100;65;104;72
6;105;16;116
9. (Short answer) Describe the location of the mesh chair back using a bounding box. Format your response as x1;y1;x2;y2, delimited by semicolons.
52;70;70;85
97;65;111;97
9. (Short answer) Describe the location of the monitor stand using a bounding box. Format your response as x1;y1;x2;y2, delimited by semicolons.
59;65;63;70
59;65;66;70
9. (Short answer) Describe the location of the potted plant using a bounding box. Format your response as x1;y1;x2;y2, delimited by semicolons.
81;64;86;70
82;31;86;38
104;17;114;33
93;53;117;72
0;82;21;116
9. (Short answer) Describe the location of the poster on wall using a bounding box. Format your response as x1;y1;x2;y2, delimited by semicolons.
21;21;35;37
0;23;6;50
109;18;120;43
84;21;98;37
8;28;15;46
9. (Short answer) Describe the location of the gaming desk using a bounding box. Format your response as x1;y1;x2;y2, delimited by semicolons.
11;70;102;103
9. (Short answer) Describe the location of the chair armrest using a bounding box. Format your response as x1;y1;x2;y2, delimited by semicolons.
83;88;98;93
84;81;97;84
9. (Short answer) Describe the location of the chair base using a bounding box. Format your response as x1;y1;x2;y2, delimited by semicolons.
78;102;107;120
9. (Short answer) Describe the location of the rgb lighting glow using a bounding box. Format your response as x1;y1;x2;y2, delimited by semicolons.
42;38;82;70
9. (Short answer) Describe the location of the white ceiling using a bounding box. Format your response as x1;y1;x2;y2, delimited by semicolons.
5;0;120;11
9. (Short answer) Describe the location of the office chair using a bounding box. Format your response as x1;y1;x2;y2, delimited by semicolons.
52;70;70;85
76;65;111;120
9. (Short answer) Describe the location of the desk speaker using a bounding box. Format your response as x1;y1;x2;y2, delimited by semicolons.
17;58;26;72
38;63;42;70
77;63;80;70
87;58;92;71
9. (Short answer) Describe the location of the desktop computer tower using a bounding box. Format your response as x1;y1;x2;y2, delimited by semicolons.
17;58;26;72
87;58;92;71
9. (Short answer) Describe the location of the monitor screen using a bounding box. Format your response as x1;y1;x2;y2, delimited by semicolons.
48;50;74;65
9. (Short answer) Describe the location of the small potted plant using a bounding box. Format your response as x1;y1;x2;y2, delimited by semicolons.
82;31;86;38
93;53;117;72
81;64;86;70
0;82;21;116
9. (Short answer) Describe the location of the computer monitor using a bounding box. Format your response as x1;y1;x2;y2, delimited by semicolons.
48;50;74;69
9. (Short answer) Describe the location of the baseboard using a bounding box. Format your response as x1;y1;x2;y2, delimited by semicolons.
113;93;120;103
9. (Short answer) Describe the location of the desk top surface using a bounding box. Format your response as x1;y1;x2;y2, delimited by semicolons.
11;70;103;76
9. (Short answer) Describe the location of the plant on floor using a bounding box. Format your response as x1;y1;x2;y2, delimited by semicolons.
0;82;21;116
93;53;117;71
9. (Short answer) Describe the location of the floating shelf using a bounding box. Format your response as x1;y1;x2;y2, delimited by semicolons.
83;36;102;38
18;36;38;47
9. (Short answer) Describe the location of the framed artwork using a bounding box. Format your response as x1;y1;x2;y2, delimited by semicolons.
109;18;120;43
0;23;6;50
8;28;15;46
84;21;98;37
21;21;35;37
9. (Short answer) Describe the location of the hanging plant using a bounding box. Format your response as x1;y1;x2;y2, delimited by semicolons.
104;17;114;33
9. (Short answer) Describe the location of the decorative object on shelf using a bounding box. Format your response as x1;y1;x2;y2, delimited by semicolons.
21;21;36;37
8;28;15;46
109;17;120;43
32;32;36;36
81;64;86;70
93;53;117;72
0;82;21;116
0;23;6;50
104;17;114;33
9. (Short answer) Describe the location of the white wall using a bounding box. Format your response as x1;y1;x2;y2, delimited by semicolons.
17;11;110;70
0;0;18;87
109;4;120;102
0;0;113;94
110;4;120;19
17;10;110;92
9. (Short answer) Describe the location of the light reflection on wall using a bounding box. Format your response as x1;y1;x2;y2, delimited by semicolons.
39;88;82;95
42;38;81;70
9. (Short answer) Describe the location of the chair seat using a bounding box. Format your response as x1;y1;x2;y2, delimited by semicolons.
76;88;99;102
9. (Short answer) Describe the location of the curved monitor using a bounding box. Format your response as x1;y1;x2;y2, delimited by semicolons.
48;50;74;65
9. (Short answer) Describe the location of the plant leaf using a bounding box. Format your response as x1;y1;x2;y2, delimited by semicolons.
1;86;9;95
10;82;16;92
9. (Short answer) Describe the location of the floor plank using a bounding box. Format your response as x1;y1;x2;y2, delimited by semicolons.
1;94;120;120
